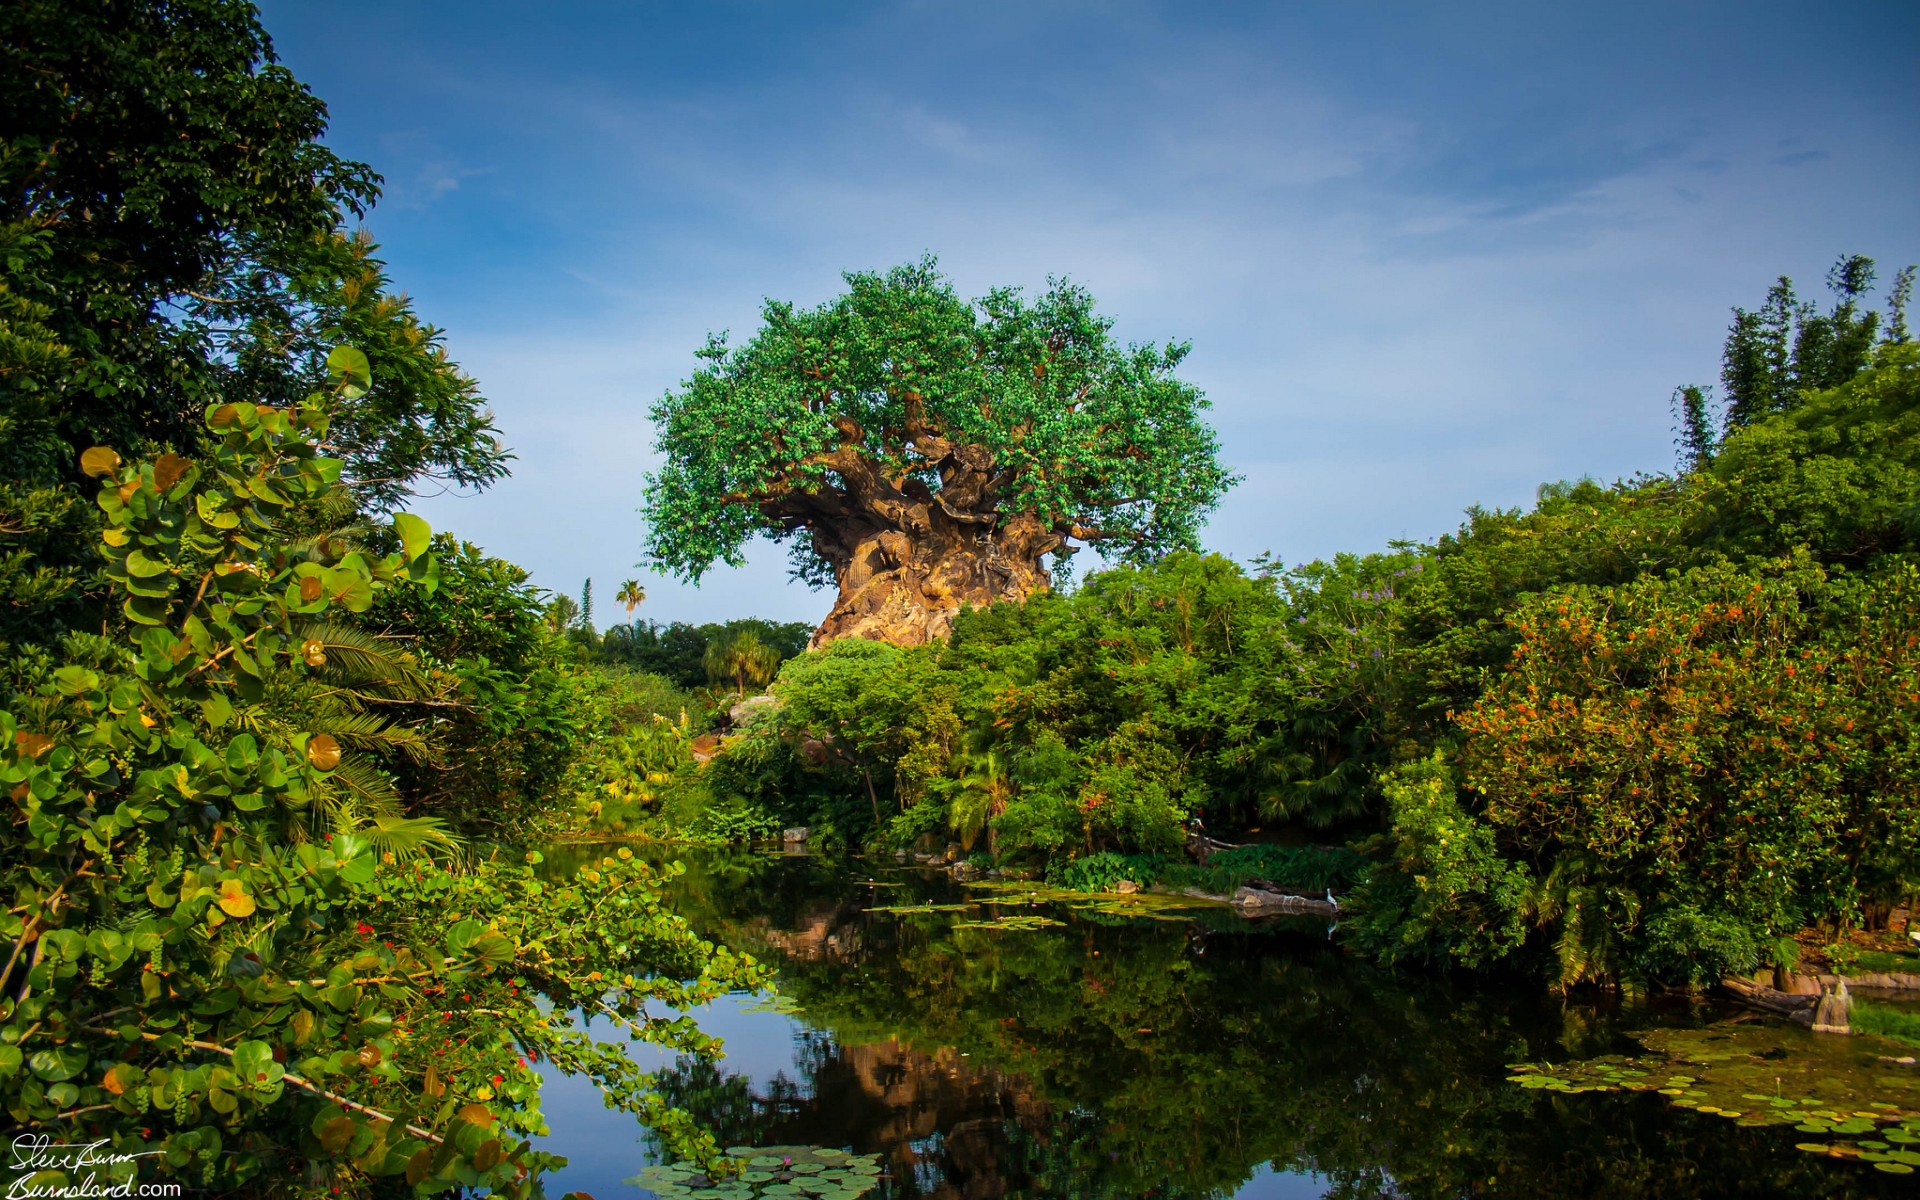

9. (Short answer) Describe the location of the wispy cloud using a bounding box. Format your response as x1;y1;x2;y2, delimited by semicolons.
263;0;1920;626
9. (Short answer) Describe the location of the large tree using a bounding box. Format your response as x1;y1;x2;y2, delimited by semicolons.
641;259;1237;646
1;0;509;655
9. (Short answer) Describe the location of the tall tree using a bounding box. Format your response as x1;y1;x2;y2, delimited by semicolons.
1718;254;1904;428
640;259;1237;646
0;0;509;656
1670;384;1717;471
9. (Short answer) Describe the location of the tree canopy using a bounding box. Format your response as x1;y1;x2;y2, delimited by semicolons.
640;258;1236;645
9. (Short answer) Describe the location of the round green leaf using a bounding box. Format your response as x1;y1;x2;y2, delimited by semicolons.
327;345;373;399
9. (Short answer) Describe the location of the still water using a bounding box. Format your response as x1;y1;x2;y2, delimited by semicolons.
530;846;1914;1199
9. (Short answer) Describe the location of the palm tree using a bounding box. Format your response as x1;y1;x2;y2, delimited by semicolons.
617;579;646;615
703;630;782;696
951;746;1012;854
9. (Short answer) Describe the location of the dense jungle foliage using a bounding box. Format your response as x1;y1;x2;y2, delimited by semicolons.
3;1;1914;1194
650;258;1920;993
0;3;764;1195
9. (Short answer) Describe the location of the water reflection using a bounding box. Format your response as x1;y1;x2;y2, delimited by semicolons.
534;846;1906;1199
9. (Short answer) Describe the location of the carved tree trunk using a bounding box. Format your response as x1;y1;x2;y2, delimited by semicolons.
754;421;1072;648
807;507;1059;648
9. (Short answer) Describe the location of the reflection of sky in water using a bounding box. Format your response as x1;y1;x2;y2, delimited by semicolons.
531;992;1328;1199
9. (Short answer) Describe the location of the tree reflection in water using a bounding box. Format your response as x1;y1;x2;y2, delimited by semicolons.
546;846;1908;1199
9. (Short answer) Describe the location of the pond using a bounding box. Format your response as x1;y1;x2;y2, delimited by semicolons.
530;845;1919;1199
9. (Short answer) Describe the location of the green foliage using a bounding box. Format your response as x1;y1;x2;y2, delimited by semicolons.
1701;340;1920;561
0;2;507;507
704;628;782;695
576;689;697;833
0;3;506;684
1346;755;1532;970
1721;255;1906;428
367;537;589;836
0;362;763;1194
1631;907;1765;989
1164;844;1367;896
1456;558;1920;981
1048;852;1163;893
640;256;1235;582
601;618;811;689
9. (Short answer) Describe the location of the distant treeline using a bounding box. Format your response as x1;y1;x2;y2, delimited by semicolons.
586;618;812;689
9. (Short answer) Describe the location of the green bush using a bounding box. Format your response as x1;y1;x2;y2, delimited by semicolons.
1049;852;1164;892
1631;907;1767;989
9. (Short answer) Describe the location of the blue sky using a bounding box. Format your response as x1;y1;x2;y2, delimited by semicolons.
257;0;1919;628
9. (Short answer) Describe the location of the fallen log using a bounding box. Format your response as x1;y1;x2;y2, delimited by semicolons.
1229;885;1338;915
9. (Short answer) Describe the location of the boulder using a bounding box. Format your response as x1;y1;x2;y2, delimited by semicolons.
782;826;809;843
728;694;782;726
689;732;723;763
1114;880;1139;895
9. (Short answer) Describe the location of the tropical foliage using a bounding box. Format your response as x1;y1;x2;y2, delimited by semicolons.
686;258;1920;989
0;359;764;1194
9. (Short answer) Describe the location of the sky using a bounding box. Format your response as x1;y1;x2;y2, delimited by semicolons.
255;0;1920;629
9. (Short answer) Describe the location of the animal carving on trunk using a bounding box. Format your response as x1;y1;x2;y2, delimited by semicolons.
641;257;1236;647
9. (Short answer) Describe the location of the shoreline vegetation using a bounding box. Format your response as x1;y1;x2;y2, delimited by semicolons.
578;261;1920;997
1;3;1915;1196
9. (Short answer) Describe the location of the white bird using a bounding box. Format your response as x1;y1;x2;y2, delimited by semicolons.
1325;888;1340;913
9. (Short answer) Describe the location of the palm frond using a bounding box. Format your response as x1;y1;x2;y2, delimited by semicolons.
295;620;438;698
355;814;463;861
316;752;408;818
311;710;434;764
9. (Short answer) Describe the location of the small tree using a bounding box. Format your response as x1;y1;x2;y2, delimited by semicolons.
703;629;781;696
640;258;1237;647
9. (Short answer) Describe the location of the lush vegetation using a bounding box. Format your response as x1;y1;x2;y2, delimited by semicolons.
680;259;1920;991
5;3;1914;1195
0;5;769;1195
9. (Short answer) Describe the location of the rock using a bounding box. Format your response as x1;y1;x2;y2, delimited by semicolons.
1833;971;1920;990
728;694;782;726
798;737;828;765
950;862;980;882
689;732;723;763
1114;880;1139;895
782;826;809;843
